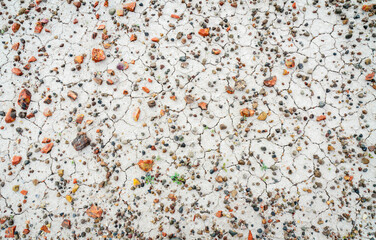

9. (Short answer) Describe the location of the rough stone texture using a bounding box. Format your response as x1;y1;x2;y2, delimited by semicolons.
71;132;91;151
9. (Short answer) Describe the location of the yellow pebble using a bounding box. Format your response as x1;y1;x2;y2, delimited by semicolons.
72;184;79;193
133;178;141;186
66;195;73;202
257;112;268;121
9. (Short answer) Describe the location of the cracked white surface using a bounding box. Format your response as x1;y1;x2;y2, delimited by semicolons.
0;0;375;239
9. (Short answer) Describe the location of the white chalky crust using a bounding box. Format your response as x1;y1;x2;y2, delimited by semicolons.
0;0;375;239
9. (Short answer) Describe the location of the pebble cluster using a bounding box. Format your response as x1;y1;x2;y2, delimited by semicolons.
0;0;375;239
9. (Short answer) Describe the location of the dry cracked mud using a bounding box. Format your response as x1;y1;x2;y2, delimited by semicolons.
0;0;376;239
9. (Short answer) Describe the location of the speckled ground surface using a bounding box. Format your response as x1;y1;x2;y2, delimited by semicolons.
0;0;375;239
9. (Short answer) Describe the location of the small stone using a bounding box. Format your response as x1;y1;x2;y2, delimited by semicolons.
67;91;78;101
229;230;238;236
86;205;103;218
147;100;156;108
257;112;268;121
365;72;375;81
215;176;223;183
17;89;32;110
240;108;254;117
198;28;209;37
317;115;326;121
285;59;295;68
133;107;141;121
263;76;277;87
12;23;20;33
41;143;54;154
66;195;73;202
73;1;81;8
12;185;20;192
109;8;116;15
123;2;136;12
130;34;137;41
12;68;23;76
58;169;64;177
19;112;26;118
212;48;221;55
12;156;22;166
5;226;16;238
93;77;103;85
72;184;79;193
18;8;26;15
74;55;84;64
91;48;106;62
133;178;141;186
184;95;194;104
225;86;235;94
5;108;17;123
71;132;91;151
361;158;369;164
198;102;207;110
235;80;247;91
43;108;52;117
179;56;186;62
76;114;84;124
138;160;154;172
314;170;322;178
117;9;124;16
61;219;71;229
